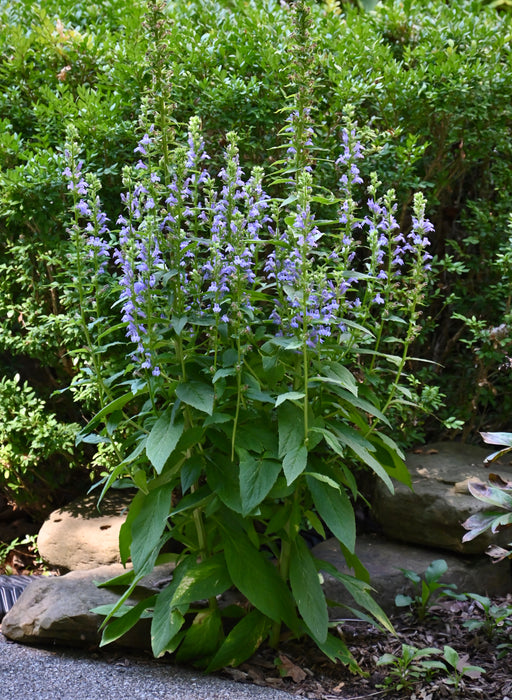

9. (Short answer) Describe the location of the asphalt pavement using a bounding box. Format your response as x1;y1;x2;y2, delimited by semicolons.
0;632;292;700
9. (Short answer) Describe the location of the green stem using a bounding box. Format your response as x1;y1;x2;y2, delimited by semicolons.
231;337;242;461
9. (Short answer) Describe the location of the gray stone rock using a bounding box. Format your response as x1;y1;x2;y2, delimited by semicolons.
6;538;509;649
38;491;133;571
371;442;512;554
1;564;172;649
313;533;512;615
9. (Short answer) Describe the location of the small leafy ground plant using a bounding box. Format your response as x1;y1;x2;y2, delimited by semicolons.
395;559;465;621
377;643;485;694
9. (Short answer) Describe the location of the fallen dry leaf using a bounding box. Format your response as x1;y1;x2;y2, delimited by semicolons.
276;653;307;682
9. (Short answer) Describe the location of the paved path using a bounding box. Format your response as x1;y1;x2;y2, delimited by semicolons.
0;632;291;700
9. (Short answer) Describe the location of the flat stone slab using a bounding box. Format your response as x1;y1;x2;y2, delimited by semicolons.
38;491;133;571
371;442;512;554
1;564;172;649
313;533;512;614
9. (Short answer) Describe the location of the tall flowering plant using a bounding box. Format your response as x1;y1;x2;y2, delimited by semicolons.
63;107;433;668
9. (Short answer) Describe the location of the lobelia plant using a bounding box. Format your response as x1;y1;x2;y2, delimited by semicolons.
60;2;435;670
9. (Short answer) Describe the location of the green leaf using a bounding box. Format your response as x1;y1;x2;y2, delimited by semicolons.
96;569;136;589
175;608;224;664
278;401;304;456
236;422;278;456
180;456;203;494
130;482;173;572
151;560;193;657
176;380;214;415
304;471;340;490
212;368;236;383
395;594;414;607
239;450;281;516
75;390;145;444
371;433;411;488
443;645;460;669
146;409;184;475
99;595;156;647
118;490;145;565
206;458;242;513
171;315;188;335
207;610;271;671
320;562;394;635
309;427;345;457
170;553;232;606
425;559;447;584
96;571;148;628
306;472;355;553
289;537;328;643
310;363;358;396
330;388;390;426
275;391;305;407
283;443;308;485
332;424;394;493
152;605;186;659
311;632;358;672
221;519;297;628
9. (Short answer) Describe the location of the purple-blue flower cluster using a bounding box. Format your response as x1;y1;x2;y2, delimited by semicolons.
63;151;111;278
112;135;165;376
65;117;434;377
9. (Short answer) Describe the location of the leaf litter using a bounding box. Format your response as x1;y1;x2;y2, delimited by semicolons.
219;594;512;699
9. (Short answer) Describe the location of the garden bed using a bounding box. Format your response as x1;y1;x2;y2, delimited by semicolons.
220;596;512;699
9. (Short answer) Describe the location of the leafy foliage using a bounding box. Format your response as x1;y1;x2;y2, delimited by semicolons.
0;375;80;515
462;431;512;559
377;643;485;694
395;559;465;621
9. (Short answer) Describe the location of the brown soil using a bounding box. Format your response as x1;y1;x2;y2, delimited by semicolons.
221;596;512;699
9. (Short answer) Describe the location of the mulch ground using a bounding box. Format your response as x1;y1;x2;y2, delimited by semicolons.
220;596;512;699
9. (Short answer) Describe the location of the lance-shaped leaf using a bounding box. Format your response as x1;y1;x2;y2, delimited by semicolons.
306;471;355;553
207;609;271;671
289;536;328;643
318;559;394;634
283;443;308;485
278;401;304;457
467;480;512;510
170;553;232;607
175;608;224;664
131;481;174;572
99;595;156;647
481;431;512;447
146;409;184;474
221;519;298;628
151;558;194;658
